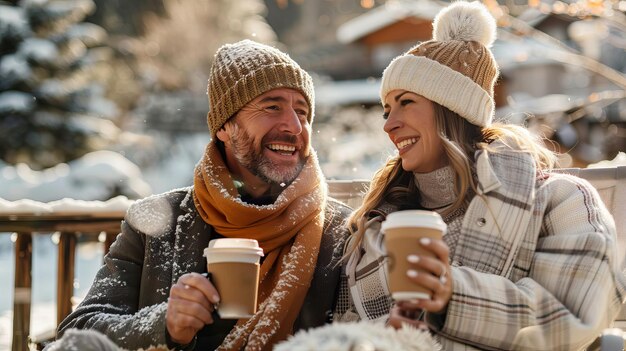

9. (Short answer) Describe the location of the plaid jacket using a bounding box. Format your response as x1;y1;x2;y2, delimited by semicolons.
341;143;626;350
422;144;626;350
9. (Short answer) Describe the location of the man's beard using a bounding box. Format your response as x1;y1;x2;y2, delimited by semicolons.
229;122;307;185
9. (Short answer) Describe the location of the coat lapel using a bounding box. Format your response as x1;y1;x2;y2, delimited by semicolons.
170;189;212;285
455;144;537;277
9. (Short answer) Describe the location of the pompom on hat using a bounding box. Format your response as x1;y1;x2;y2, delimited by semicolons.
206;40;315;138
380;1;499;127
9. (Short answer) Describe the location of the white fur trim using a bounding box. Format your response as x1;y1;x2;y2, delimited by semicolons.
380;55;494;127
433;1;497;48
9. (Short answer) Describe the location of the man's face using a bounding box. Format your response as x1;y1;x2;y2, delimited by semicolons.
218;88;311;185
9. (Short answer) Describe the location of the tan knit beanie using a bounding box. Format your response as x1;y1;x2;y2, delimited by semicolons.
207;40;315;138
380;1;499;127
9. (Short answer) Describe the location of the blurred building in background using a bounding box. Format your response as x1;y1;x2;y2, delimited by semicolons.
263;0;626;166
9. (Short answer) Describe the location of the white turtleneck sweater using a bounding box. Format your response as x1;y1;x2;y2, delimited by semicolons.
413;165;465;259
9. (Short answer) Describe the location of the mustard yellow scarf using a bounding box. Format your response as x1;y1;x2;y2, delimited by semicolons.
193;142;326;350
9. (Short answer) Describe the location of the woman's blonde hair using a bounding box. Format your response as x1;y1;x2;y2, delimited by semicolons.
344;103;558;257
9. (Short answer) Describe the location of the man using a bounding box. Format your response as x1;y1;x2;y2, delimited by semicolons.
56;40;351;351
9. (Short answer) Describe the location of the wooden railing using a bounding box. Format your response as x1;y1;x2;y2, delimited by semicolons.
0;214;123;351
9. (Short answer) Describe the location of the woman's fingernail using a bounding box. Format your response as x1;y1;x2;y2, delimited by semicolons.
407;270;418;278
407;254;420;263
213;295;220;303
420;237;431;245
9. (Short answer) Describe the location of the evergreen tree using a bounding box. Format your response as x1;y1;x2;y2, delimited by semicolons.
0;0;119;169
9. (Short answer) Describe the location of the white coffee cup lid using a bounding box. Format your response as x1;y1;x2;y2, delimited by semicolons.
205;238;264;257
381;210;446;232
208;238;261;250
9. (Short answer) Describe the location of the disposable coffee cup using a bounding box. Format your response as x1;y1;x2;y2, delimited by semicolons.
204;238;264;319
381;210;446;301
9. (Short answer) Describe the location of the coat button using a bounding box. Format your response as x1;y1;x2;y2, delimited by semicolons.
476;218;486;227
325;310;334;323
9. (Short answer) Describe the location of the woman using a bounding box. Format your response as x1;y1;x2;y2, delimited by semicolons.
334;2;625;350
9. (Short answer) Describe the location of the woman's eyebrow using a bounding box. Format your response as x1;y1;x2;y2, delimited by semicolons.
394;91;410;102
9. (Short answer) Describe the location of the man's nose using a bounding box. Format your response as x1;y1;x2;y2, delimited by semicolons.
278;108;303;135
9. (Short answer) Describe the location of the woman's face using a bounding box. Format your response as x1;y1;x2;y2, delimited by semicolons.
383;90;447;173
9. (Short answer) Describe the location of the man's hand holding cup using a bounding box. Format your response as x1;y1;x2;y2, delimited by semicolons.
166;272;220;345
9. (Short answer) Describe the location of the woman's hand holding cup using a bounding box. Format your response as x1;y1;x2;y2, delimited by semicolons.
401;236;452;314
166;272;221;345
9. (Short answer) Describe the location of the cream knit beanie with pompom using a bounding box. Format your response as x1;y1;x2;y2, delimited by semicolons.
380;1;499;127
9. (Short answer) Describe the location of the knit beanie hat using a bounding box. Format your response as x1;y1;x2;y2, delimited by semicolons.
207;40;315;138
380;1;499;127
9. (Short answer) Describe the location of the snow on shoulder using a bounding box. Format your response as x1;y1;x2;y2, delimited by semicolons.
126;191;178;237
